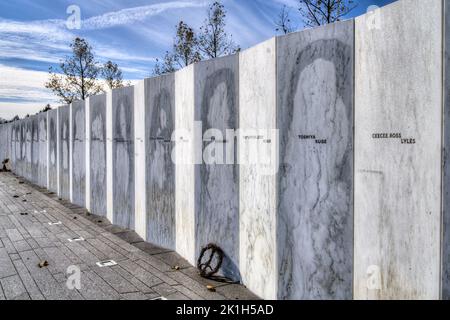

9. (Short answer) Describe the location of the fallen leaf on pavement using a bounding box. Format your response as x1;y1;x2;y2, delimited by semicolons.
38;261;49;268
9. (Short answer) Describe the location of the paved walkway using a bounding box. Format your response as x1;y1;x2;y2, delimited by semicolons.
0;172;258;300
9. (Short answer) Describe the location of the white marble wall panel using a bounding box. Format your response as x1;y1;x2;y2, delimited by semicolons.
58;105;70;200
14;121;23;176
17;121;24;177
444;0;450;300
354;0;442;300
135;80;147;240
38;113;48;188
24;117;32;181
31;115;39;184
145;74;176;249
239;38;278;300
195;55;240;281
277;21;354;300
48;109;58;193
7;123;12;161
112;86;135;230
85;98;91;212
0;124;6;162
106;92;113;222
89;94;107;217
175;65;197;265
71;101;86;207
0;124;7;162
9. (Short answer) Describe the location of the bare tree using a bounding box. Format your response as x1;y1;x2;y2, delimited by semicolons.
172;21;202;68
153;21;201;75
46;37;103;104
40;104;52;113
275;5;295;34
101;61;124;89
198;1;240;59
152;51;177;76
152;2;240;75
298;0;357;27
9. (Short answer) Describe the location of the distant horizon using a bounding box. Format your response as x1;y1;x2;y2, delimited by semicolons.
0;0;395;120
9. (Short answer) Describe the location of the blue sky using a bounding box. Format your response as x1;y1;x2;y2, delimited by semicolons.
0;0;395;119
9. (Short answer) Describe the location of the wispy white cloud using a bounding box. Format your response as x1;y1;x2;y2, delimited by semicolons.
0;18;68;41
0;1;210;71
82;0;209;30
0;0;293;120
0;64;140;120
0;101;45;120
0;64;56;103
0;1;209;34
223;0;279;50
0;64;57;119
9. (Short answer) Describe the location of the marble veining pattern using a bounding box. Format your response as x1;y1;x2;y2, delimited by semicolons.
89;94;107;217
146;75;176;249
58;106;70;200
31;116;39;184
38;113;47;187
25;118;32;180
112;86;135;230
195;55;240;281
239;39;277;300
354;0;442;299
48;109;58;193
72;100;86;207
0;0;447;300
175;65;196;265
443;0;450;300
277;21;354;300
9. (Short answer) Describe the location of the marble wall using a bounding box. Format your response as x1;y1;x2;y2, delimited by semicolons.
31;115;39;184
89;94;107;217
12;122;21;176
195;55;240;281
17;121;22;176
112;86;135;230
7;123;12;161
145;74;176;249
72;101;85;207
354;0;442;299
175;65;196;265
19;119;26;178
5;123;11;161
37;113;47;188
276;21;354;300
11;122;17;174
134;81;146;239
24;117;32;181
0;124;6;162
58;106;70;200
13;123;19;174
0;125;4;161
0;124;7;163
1;0;447;300
21;121;27;177
444;0;450;301
48;109;58;193
239;38;278;300
17;121;23;176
